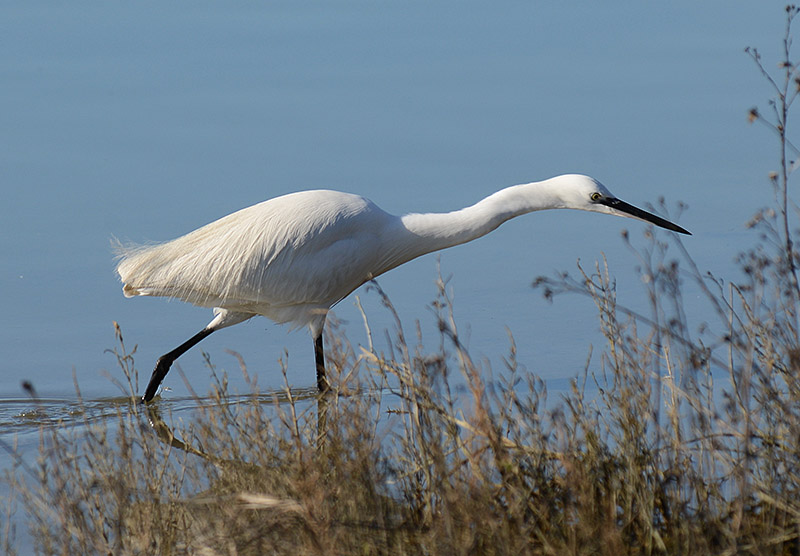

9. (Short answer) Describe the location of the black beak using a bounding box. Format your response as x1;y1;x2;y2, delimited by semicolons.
599;198;691;235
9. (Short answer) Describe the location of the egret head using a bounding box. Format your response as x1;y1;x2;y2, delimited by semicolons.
561;174;690;235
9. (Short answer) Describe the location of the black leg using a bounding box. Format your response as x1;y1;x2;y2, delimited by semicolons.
141;327;214;403
314;332;328;392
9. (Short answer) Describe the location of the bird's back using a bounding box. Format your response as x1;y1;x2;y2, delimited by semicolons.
116;190;397;329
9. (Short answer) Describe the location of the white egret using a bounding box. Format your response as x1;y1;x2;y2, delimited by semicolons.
116;174;689;402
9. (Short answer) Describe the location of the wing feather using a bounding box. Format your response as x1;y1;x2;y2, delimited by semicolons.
116;190;392;328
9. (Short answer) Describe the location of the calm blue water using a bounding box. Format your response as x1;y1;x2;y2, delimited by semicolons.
0;2;788;415
2;2;794;550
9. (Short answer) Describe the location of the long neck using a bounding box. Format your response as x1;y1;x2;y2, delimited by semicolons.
379;178;566;273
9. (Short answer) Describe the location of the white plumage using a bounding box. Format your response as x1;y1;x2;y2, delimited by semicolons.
118;190;389;335
117;174;689;402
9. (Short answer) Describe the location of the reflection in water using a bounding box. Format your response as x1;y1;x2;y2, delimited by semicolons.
142;386;334;462
0;385;324;443
145;402;212;461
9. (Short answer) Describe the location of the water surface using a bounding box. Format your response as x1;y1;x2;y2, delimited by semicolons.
0;0;789;485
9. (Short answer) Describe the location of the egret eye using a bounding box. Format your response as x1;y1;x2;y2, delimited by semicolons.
590;192;602;202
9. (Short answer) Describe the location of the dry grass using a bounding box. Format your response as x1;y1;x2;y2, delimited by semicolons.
6;6;800;555
4;254;800;555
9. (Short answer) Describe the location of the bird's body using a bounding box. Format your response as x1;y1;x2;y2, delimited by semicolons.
117;175;689;402
120;190;392;335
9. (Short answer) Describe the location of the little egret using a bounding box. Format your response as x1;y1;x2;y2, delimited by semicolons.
116;174;689;402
